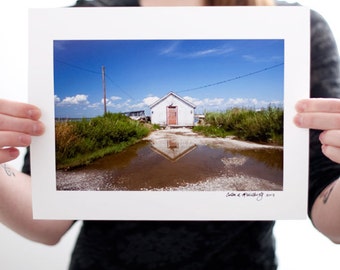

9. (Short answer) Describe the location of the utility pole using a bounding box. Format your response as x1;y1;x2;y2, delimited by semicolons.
102;66;107;115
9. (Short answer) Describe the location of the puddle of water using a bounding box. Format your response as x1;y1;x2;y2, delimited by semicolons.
57;139;283;191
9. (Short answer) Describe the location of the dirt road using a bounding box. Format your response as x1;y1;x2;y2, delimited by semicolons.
146;127;282;151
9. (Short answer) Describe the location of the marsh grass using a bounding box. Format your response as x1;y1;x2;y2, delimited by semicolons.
55;113;150;169
193;106;283;145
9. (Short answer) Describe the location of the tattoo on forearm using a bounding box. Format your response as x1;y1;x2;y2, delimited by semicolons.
322;182;336;204
0;164;16;177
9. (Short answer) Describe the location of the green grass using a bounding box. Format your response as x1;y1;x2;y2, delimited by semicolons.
55;113;151;169
193;106;283;145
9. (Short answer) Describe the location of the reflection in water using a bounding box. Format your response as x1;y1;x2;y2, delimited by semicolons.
151;138;197;162
57;133;283;191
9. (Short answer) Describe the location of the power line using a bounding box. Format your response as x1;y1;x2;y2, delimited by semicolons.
55;59;134;99
105;73;134;99
178;62;284;94
55;59;101;75
55;58;283;99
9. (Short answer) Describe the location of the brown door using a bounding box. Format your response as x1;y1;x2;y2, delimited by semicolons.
167;106;177;125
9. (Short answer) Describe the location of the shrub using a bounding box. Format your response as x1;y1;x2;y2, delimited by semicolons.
196;106;283;145
55;113;151;168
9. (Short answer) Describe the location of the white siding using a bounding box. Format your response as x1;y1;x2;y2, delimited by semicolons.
150;93;195;127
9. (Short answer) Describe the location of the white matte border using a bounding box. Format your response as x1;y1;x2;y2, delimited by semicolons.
29;6;310;220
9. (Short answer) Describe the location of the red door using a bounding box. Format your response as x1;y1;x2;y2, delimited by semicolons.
167;106;178;125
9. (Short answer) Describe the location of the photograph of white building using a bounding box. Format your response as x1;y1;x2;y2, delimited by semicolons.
149;92;196;127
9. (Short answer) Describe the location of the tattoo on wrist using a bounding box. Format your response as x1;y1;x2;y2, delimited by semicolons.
0;164;16;177
322;182;336;204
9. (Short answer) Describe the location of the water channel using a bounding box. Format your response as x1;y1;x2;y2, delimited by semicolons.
56;129;283;191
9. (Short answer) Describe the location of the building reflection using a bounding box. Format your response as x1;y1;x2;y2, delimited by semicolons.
150;137;197;162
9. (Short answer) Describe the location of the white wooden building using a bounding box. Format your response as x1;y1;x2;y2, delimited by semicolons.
149;92;196;127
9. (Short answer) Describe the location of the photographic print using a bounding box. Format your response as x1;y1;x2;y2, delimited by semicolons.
29;7;310;220
54;39;284;192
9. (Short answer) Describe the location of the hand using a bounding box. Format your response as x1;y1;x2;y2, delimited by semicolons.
294;98;340;163
0;99;45;164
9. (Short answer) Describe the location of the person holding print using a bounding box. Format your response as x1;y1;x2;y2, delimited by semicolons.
1;0;340;269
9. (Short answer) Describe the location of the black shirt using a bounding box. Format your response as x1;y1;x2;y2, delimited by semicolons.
23;1;340;269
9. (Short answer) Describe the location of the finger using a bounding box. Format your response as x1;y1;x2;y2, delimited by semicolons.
0;99;41;120
0;131;31;148
294;112;340;130
319;130;340;148
321;144;340;164
0;147;20;164
296;98;340;113
0;114;45;136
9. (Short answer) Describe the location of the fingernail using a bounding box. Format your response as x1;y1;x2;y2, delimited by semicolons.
19;134;31;145
294;114;304;127
32;122;45;135
295;101;307;112
319;131;327;144
27;109;41;120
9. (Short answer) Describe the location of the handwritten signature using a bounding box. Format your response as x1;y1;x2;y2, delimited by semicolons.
225;191;275;201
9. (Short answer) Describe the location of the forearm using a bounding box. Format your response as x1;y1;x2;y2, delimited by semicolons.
311;179;340;243
0;164;73;245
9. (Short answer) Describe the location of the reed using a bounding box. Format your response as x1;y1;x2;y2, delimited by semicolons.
193;106;283;145
55;113;150;169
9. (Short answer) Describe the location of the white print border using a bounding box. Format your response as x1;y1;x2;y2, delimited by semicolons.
29;7;310;220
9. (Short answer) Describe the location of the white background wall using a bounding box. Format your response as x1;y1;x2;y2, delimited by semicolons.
1;1;340;269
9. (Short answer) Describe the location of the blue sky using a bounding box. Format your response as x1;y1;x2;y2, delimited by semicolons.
54;39;284;118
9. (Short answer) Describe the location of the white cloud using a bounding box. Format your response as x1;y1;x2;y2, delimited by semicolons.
110;96;122;101
202;97;224;106
183;96;282;112
106;99;131;110
88;102;101;109
184;96;224;107
54;95;60;103
130;102;146;109
160;41;234;59
187;47;234;58
183;96;202;106
159;41;180;55
59;94;89;106
143;96;159;106
102;98;111;105
242;55;258;62
102;96;159;112
225;98;282;108
226;98;248;106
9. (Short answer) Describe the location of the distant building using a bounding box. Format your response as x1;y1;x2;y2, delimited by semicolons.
149;92;196;127
123;110;150;122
